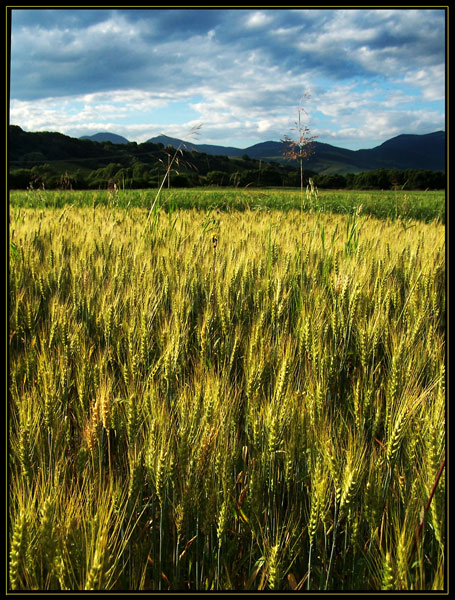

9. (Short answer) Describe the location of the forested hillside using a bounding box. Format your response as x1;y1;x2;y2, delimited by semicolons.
8;126;445;191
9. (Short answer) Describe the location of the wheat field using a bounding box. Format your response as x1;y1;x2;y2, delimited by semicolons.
8;200;445;591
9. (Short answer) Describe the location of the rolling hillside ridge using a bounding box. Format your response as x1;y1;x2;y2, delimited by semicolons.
9;125;446;176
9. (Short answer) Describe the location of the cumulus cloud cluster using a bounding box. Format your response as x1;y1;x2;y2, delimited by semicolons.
9;8;446;149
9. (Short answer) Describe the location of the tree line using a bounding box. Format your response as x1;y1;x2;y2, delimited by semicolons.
9;161;445;191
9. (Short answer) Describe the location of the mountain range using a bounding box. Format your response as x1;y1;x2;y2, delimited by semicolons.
79;130;446;173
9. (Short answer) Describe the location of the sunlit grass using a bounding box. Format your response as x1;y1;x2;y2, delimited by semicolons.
8;201;445;590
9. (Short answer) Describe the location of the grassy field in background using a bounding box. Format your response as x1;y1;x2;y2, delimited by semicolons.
9;186;446;223
8;189;446;591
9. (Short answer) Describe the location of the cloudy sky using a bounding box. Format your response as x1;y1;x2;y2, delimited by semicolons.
9;8;446;150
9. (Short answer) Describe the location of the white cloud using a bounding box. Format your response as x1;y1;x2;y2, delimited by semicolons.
245;11;273;28
404;65;445;101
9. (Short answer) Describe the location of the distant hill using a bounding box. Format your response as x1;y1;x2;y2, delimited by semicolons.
358;132;446;172
80;132;130;144
147;134;245;158
8;125;445;179
147;131;446;173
